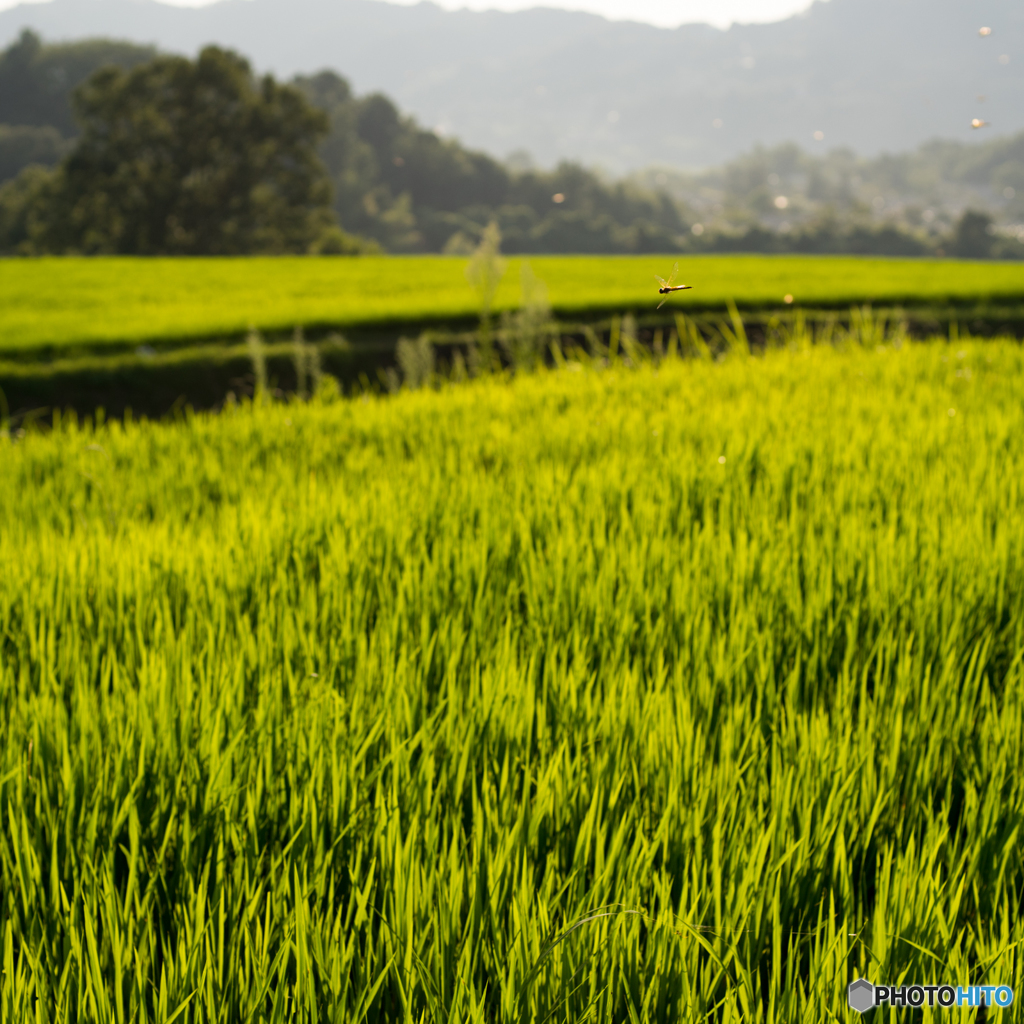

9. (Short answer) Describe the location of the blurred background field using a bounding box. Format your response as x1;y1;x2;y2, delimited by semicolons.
6;252;1024;422
3;339;1023;1020
5;253;1024;355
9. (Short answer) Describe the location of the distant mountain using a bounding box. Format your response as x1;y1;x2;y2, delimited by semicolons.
0;0;1022;172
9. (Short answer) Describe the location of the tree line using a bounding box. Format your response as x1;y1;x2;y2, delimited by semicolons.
634;137;1024;261
0;30;1017;258
0;31;685;256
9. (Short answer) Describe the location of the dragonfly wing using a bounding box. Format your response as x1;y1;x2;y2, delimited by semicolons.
657;294;669;309
666;261;679;288
655;274;667;287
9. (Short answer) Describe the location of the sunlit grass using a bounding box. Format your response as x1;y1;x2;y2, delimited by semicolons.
3;253;1024;354
2;338;1023;1021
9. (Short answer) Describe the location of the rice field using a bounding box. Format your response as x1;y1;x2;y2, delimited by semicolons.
2;336;1024;1022
3;253;1024;355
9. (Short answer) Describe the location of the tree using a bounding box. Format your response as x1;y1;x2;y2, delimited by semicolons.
0;29;157;138
30;47;338;255
951;210;994;259
293;70;689;254
0;165;51;253
0;124;67;183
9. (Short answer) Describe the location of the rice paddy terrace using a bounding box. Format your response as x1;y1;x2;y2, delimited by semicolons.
2;339;1023;1020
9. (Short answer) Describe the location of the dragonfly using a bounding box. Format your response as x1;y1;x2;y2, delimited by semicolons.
655;263;693;309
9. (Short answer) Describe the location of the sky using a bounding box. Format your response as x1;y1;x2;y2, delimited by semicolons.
376;0;818;28
0;0;820;30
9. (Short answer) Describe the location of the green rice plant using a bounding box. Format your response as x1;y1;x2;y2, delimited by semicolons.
1;338;1023;1021
787;309;811;351
717;300;750;358
247;325;268;399
651;328;665;361
841;306;909;350
396;334;436;390
675;313;712;360
291;326;322;402
499;262;552;374
465;222;507;369
293;326;309;401
313;371;342;404
579;324;607;362
608;314;621;362
618;313;650;369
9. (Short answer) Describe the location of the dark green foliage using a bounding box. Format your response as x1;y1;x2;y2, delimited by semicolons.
992;234;1024;259
0;29;156;137
0;164;50;252
295;70;686;254
642;138;1024;260
698;219;932;257
16;47;338;255
0;338;387;421
952;210;995;259
0;30;155;186
0;123;66;182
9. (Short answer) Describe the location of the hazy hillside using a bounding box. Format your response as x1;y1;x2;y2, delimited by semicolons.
0;33;691;256
631;137;1024;254
0;0;1021;173
3;27;1023;259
